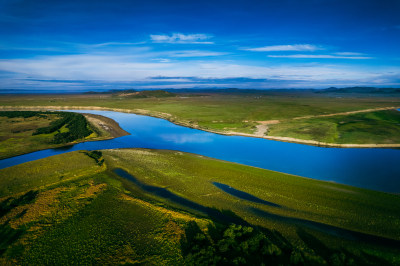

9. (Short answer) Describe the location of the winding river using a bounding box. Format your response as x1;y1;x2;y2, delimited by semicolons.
1;110;400;193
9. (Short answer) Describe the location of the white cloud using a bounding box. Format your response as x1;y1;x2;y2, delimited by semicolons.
167;50;227;57
244;44;322;52
151;58;171;63
91;41;146;47
150;33;214;44
159;133;213;144
267;54;372;59
334;52;364;56
0;53;396;88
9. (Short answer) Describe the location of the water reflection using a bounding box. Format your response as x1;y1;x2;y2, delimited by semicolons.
159;133;213;144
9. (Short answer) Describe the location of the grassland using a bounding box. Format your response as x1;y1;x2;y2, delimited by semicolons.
1;149;399;264
268;109;400;144
0;111;128;159
0;90;399;146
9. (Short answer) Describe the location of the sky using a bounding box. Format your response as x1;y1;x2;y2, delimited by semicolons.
0;0;400;91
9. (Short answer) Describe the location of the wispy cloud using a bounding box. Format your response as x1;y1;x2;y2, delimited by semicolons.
0;54;386;80
334;52;364;56
0;51;397;90
150;33;214;44
267;54;372;59
244;44;322;52
91;41;146;47
167;50;227;57
151;58;171;63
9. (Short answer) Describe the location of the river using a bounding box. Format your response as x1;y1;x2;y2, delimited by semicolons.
1;110;399;193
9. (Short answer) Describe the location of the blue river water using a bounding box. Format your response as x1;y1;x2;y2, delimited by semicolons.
1;110;400;193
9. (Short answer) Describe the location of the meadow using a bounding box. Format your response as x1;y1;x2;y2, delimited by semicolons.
268;109;400;144
0;149;399;265
1;90;399;145
0;111;122;159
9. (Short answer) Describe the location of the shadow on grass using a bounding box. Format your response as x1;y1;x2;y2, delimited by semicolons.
114;168;249;225
0;222;24;256
250;207;400;249
0;190;38;218
213;181;281;207
297;228;391;265
0;190;36;256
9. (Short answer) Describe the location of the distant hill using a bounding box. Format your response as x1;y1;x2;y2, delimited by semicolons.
67;87;400;96
116;90;177;98
84;89;177;98
83;89;137;95
315;87;400;94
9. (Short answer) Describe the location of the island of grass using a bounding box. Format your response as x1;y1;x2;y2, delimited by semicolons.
0;149;399;264
0;89;399;147
0;111;128;159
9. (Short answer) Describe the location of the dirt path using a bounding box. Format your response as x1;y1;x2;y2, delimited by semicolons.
254;124;268;136
254;120;280;136
292;106;400;120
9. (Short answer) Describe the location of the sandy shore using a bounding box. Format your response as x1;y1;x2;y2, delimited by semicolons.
1;105;400;148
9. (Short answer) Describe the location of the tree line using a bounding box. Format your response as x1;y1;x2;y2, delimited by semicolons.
0;111;93;144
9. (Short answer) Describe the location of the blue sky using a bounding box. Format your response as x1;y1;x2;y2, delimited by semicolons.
0;0;399;91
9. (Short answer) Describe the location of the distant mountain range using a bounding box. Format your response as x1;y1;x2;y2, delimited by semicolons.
315;87;400;94
85;89;177;98
87;87;400;95
2;86;400;95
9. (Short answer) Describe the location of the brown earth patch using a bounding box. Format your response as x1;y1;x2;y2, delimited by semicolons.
83;113;129;138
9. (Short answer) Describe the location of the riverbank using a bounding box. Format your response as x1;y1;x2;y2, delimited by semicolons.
1;105;399;148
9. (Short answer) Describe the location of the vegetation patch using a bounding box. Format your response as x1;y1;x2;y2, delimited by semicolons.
0;111;99;159
84;150;104;166
32;111;93;144
0;149;399;264
0;151;103;197
268;110;400;144
180;221;385;265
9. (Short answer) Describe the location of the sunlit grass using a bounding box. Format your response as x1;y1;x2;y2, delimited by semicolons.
0;149;399;264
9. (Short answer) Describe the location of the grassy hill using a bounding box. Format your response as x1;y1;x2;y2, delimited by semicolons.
1;149;399;265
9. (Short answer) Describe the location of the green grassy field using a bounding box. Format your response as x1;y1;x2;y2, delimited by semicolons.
268;109;400;144
0;111;106;159
1;149;399;265
0;91;399;144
